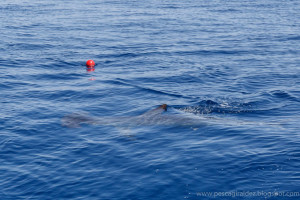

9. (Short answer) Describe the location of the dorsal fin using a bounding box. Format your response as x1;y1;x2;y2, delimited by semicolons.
152;104;167;112
141;104;168;116
150;104;167;112
158;104;167;111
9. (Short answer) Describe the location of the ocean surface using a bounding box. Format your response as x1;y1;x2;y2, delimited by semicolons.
1;0;300;199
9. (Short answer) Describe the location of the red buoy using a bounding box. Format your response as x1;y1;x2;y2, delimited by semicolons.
86;60;95;68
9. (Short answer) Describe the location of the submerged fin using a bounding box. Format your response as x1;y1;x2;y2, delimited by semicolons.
61;112;96;128
115;127;136;138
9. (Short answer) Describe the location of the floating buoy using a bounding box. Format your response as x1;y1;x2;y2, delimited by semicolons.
86;60;95;68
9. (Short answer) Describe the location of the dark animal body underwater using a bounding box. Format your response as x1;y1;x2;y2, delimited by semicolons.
62;104;188;128
62;104;280;129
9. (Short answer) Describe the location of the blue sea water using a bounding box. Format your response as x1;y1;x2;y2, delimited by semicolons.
1;0;300;199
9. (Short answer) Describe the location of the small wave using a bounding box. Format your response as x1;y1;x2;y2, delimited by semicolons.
176;100;258;115
211;8;240;13
287;36;300;41
29;72;83;81
105;78;188;99
269;90;300;102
